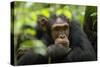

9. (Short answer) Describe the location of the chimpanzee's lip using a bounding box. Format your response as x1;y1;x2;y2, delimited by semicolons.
57;41;67;44
55;38;68;45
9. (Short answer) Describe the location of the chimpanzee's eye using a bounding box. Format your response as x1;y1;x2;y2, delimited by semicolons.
54;27;60;31
63;25;68;30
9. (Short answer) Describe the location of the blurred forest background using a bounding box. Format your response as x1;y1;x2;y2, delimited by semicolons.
11;1;97;65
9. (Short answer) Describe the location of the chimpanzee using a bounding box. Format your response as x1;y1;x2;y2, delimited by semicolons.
44;14;96;63
17;14;96;65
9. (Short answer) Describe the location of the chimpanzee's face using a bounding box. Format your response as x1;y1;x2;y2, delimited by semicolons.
51;18;69;47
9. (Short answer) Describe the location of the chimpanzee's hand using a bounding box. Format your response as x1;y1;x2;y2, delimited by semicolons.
47;44;71;62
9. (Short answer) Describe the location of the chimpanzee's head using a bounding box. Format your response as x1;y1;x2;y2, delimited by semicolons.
38;14;70;47
49;15;70;47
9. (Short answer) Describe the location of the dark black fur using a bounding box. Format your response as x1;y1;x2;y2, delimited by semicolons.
64;20;96;62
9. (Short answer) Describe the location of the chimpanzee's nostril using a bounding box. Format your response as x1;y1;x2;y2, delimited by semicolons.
59;35;65;39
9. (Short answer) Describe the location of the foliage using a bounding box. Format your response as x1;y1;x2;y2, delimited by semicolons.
12;2;86;36
19;40;47;56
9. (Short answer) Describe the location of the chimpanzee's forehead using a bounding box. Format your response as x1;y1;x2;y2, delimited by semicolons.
56;17;68;23
49;15;69;26
51;17;69;28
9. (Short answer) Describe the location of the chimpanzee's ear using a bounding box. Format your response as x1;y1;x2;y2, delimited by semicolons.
37;15;48;27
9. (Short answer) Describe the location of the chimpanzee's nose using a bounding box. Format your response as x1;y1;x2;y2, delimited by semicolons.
59;34;65;39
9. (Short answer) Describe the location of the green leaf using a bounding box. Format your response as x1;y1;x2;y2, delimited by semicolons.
19;40;34;49
63;10;72;19
56;9;63;16
24;28;36;36
41;8;50;18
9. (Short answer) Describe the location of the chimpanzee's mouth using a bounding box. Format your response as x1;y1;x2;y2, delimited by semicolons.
59;41;68;45
55;38;69;47
56;40;68;45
